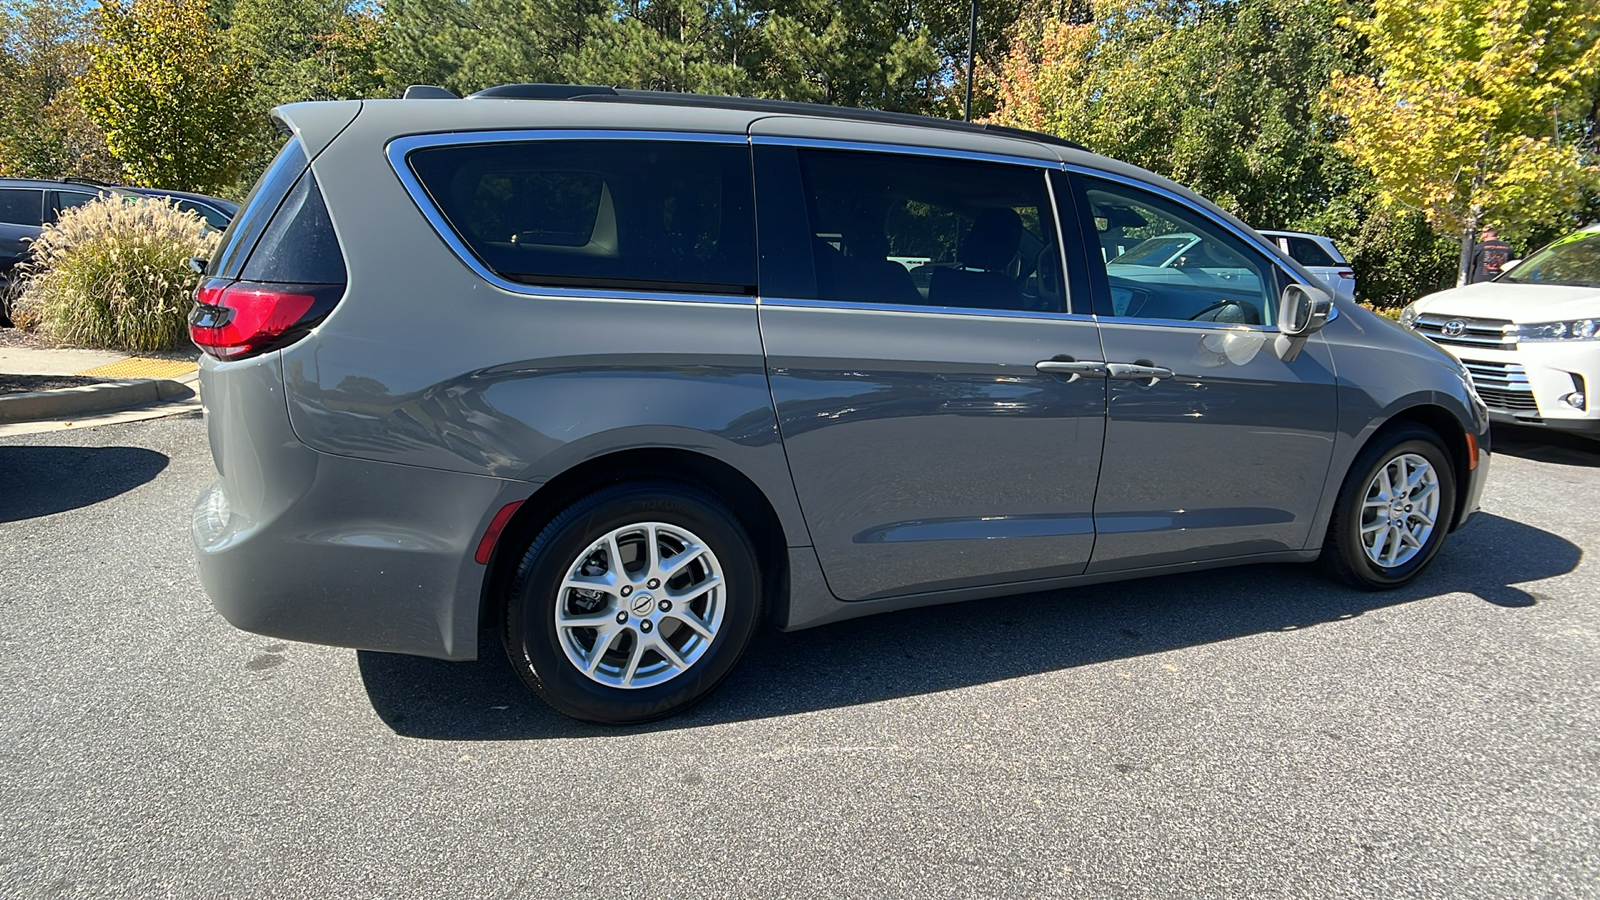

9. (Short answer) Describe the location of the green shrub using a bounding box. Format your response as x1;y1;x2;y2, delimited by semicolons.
15;196;217;351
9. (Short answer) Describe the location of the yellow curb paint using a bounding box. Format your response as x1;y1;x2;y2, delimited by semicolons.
75;357;199;379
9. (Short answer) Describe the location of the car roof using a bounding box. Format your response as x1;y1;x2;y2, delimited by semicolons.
292;84;1245;230
0;177;112;190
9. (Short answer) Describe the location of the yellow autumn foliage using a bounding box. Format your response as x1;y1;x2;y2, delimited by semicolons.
1325;0;1600;280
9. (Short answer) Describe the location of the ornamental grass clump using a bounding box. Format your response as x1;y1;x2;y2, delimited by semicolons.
17;196;217;351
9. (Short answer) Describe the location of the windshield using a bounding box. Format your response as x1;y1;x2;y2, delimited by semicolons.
1501;230;1600;287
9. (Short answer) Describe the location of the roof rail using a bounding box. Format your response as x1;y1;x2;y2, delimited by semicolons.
463;83;1090;153
470;84;615;100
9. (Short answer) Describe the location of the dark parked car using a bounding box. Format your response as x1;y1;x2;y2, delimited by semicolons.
190;86;1491;724
0;178;138;325
122;187;237;230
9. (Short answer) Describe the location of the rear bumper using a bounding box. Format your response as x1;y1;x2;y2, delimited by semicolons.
193;353;521;661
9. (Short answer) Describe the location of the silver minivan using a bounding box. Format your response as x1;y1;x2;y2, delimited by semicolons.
190;86;1490;723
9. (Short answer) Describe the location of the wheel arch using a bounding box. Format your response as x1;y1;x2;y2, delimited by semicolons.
478;447;792;630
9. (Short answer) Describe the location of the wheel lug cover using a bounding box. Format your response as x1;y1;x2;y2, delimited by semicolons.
658;599;672;612
620;585;632;597
647;578;660;589
615;611;627;625
640;620;653;633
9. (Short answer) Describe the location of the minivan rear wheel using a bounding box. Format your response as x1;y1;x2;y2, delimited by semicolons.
1321;424;1457;590
502;481;761;724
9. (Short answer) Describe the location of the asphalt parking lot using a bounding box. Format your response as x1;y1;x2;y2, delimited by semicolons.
1;413;1596;898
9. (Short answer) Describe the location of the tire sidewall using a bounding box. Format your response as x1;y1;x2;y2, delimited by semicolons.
1336;432;1457;587
505;483;760;724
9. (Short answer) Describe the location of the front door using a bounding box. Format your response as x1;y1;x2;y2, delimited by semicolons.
1069;174;1338;572
753;139;1108;601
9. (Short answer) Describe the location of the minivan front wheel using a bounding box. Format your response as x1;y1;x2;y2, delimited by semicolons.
1322;424;1457;590
503;481;761;724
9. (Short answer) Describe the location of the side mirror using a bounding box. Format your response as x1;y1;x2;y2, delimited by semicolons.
1275;283;1332;361
1502;258;1521;273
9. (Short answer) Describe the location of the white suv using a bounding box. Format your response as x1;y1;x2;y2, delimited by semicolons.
1401;224;1600;436
1259;230;1356;302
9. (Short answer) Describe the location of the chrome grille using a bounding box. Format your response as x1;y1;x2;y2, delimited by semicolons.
1415;314;1516;349
1461;359;1538;413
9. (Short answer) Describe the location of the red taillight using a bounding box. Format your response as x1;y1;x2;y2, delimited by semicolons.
190;278;320;360
1336;270;1355;279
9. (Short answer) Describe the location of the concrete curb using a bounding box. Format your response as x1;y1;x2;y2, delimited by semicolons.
0;378;195;424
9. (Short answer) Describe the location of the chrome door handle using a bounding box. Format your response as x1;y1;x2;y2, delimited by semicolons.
1106;362;1175;382
1035;358;1108;382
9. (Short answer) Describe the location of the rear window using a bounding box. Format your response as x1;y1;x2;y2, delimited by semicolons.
210;137;309;278
1285;236;1339;267
0;189;43;227
407;139;756;295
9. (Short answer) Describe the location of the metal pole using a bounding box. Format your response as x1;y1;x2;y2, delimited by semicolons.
964;0;978;121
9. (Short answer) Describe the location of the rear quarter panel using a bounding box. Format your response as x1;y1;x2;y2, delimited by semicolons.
278;106;810;546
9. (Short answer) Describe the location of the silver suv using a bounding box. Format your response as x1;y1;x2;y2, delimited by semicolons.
190;85;1490;723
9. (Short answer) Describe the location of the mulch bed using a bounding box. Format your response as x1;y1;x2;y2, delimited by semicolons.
0;374;110;395
0;327;57;350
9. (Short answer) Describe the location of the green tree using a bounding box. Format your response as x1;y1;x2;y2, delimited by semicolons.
379;0;600;95
0;0;120;180
1326;0;1600;285
227;0;387;185
77;0;255;192
753;0;943;111
987;0;1348;229
566;1;754;95
378;0;999;115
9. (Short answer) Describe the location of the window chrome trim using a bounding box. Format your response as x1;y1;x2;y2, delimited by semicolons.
759;295;1098;324
385;129;757;307
751;134;1061;171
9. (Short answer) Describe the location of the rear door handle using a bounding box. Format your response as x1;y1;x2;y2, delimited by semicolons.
1035;358;1108;382
1106;361;1175;383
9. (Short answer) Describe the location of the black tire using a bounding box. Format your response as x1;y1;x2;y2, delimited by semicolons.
502;480;761;724
1320;424;1457;590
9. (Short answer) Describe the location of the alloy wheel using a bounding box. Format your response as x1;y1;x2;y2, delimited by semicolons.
1359;452;1441;568
554;522;725;689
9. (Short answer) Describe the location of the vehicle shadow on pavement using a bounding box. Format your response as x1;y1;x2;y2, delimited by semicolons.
357;512;1578;741
1491;424;1600;468
0;445;168;523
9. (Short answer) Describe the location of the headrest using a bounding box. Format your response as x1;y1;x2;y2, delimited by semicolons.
959;208;1023;271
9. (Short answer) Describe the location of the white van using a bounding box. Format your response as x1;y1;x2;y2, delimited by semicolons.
1401;224;1600;435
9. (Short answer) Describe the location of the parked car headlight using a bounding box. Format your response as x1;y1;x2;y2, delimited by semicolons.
1398;303;1419;329
1513;319;1600;341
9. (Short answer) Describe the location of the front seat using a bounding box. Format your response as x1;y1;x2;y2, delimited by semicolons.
928;208;1024;310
